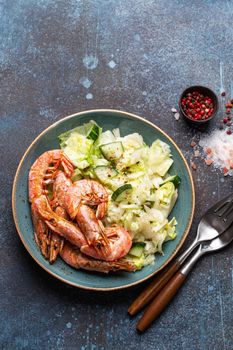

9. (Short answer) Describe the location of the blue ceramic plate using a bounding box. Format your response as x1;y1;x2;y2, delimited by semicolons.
12;109;195;291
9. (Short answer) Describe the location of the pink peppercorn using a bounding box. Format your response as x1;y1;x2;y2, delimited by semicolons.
182;91;214;121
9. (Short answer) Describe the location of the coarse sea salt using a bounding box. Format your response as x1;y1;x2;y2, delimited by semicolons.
199;129;233;175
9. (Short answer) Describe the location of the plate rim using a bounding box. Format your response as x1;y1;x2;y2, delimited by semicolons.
12;109;195;291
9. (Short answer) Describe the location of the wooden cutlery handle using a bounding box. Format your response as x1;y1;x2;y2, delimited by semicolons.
136;271;186;332
128;260;181;316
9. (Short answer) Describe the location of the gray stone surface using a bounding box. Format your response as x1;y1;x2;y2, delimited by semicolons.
1;1;233;349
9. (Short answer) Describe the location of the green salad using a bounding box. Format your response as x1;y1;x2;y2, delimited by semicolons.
59;120;180;268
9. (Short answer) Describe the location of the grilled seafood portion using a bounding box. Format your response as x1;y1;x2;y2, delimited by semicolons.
60;242;136;273
29;150;74;263
52;172;108;220
28;150;134;272
77;204;132;261
29;150;74;202
53;171;109;249
33;196;86;248
34;196;132;262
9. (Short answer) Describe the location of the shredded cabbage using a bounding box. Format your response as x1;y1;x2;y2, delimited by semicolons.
59;121;180;268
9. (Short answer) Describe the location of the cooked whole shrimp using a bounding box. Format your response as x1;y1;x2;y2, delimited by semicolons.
34;196;133;262
53;172;108;220
33;195;87;248
29;150;74;202
53;171;109;249
60;242;137;273
77;205;133;261
29;150;74;263
29;150;133;269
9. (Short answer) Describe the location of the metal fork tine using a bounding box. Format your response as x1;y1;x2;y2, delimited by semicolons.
203;193;233;235
216;200;233;217
223;205;233;222
213;194;233;215
214;201;228;214
214;203;227;216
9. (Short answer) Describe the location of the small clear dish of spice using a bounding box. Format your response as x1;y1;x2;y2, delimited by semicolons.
179;86;218;126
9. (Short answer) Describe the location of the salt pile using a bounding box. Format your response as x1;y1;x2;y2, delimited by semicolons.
199;129;233;175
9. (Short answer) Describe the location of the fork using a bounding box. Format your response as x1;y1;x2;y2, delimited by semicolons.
136;222;233;332
128;193;233;316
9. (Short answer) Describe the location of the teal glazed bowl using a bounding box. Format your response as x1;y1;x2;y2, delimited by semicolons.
12;109;195;291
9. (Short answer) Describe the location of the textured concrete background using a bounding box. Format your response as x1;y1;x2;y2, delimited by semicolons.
1;0;233;349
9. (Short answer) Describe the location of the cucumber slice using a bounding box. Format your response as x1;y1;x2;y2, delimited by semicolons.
111;184;132;201
87;123;101;141
100;142;124;161
155;158;173;177
129;242;146;258
160;175;181;188
127;253;145;269
94;166;118;183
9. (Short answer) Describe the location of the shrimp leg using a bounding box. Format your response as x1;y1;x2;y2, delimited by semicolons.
49;207;68;264
31;202;51;260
